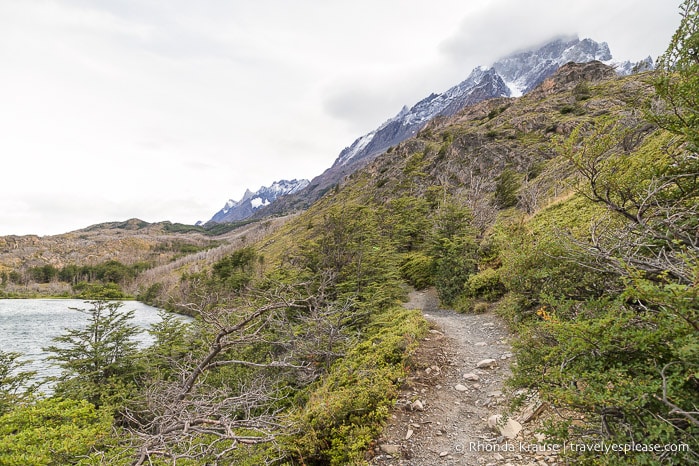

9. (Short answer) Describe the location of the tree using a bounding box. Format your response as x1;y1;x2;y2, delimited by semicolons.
494;167;522;209
300;203;402;309
44;300;142;408
0;351;38;415
430;200;479;307
652;0;699;152
124;285;311;465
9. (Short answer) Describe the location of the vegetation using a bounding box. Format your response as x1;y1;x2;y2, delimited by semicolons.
44;300;143;408
0;398;113;465
492;6;699;462
0;351;38;415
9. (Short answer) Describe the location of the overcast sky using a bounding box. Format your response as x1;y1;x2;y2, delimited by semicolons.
0;0;681;236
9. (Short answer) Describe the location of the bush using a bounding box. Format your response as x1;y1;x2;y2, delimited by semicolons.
291;307;427;465
452;294;475;313
472;302;490;313
494;168;521;208
0;398;112;465
399;252;433;290
72;282;127;299
466;268;505;301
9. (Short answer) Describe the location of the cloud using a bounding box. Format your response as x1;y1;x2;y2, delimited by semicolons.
0;0;684;236
440;0;679;67
322;85;402;133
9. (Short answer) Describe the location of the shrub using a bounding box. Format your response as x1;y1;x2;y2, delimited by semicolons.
291;307;427;465
466;268;505;301
494;168;521;208
0;398;112;465
472;302;490;313
399;252;433;290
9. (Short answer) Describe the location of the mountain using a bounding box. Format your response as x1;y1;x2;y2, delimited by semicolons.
329;36;649;168
256;36;653;218
207;179;310;224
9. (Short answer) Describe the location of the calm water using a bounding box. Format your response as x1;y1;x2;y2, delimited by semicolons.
0;299;189;384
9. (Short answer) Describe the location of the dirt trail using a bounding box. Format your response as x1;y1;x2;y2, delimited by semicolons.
369;289;556;466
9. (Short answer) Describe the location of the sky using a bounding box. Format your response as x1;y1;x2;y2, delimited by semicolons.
0;0;682;236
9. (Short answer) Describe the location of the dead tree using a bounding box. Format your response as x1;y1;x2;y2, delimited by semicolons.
125;273;362;465
125;283;313;465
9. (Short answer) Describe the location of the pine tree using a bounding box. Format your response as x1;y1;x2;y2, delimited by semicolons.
44;300;142;407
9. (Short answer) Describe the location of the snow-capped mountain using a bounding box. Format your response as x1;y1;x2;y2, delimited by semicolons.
210;36;653;222
332;67;510;168
208;179;309;224
331;36;653;170
493;36;612;96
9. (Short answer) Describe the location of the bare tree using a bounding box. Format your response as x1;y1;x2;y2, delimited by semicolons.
124;274;364;465
560;122;698;285
125;283;312;465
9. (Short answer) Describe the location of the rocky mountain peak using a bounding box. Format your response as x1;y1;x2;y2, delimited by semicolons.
207;179;309;224
493;36;613;96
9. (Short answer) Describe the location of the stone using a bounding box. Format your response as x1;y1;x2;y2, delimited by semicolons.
463;372;480;381
487;414;522;439
476;358;497;369
380;444;400;455
406;428;414;440
500;419;523;439
411;400;425;411
455;384;468;392
474;341;487;346
487;414;502;430
439;451;449;457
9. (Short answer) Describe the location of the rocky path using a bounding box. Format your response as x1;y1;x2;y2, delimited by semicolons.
369;289;556;466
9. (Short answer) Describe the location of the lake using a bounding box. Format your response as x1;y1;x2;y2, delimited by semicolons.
0;299;190;385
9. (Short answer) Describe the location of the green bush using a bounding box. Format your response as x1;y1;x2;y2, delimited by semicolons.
466;268;505;301
510;281;699;464
494;168;521;208
472;302;490;313
72;282;127;299
0;398;112;465
291;307;427;465
399;252;433;289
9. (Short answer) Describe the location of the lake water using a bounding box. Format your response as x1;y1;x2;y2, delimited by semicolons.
0;299;190;385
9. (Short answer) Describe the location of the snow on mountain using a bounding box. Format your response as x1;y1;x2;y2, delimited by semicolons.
205;36;655;223
208;179;310;224
333;36;652;169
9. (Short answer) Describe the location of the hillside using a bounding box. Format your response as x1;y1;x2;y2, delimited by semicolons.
252;36;649;221
256;60;653;264
0;216;293;300
238;57;696;464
